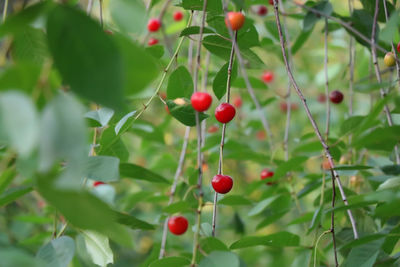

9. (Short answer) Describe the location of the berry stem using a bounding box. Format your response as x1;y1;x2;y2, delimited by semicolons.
159;127;191;259
191;0;208;265
370;0;400;165
324;18;330;140
272;0;359;239
133;12;194;122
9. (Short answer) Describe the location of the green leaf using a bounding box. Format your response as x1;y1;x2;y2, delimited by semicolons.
36;173;131;246
218;195;252;206
303;1;332;31
274;156;308;179
213;61;237;100
47;5;124;110
181;0;223;13
200;237;229;253
230;231;300;249
12;26;48;65
333;165;373;171
292;29;313;55
0;248;45;267
340;116;365;135
36;236;75;267
0;91;39;157
166;100;209;127
0;168;17;195
354;81;392;93
98;127;129;162
119;163;170;184
149;256;190;267
381;165;400;175
116;212;155;230
342;239;384;267
115;111;137;135
353;126;400;151
85;108;114;128
81;230;113;267
39;93;87;173
163;201;192;214
248;195;280;216
0;63;41;93
84;156;120;182
199;251;240;267
167;66;193;99
109;0;147;35
180;26;215;36
0;186;33;207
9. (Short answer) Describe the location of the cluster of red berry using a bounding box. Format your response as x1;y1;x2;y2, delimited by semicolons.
147;11;184;46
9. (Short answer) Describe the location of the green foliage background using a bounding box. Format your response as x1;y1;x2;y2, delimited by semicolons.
1;0;400;266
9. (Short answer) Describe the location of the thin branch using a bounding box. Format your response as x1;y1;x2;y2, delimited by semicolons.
2;0;8;22
99;0;103;28
272;0;359;240
313;230;331;267
86;0;94;15
134;12;194;122
324;19;330;140
329;168;339;266
370;0;400;165
211;32;237;237
382;0;400;94
159;127;191;259
191;1;208;265
295;2;390;56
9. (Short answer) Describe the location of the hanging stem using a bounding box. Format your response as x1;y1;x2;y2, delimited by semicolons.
272;0;359;240
191;0;208;265
159;127;191;259
370;0;400;165
324;19;330;140
329;169;339;266
2;0;8;22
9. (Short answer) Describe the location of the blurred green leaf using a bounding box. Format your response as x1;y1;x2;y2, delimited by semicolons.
167;66;193;100
230;231;300;249
120;163;170;184
36;236;75;267
218;195;252;206
199;251;240;267
84;156;120;182
149;256;190;267
166;100;208;127
213;61;237;100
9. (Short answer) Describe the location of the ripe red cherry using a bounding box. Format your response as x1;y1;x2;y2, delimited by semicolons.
191;92;212;112
317;93;327;103
260;168;274;185
168;216;188;235
212;174;233;194
269;0;277;5
148;38;159;46
256;130;266;141
261;71;274;83
329;90;344;104
93;181;105;187
257;5;268;16
280;102;298;112
147;18;161;32
208;125;219;133
233;96;242;108
173;11;183;21
397;42;400;54
225;12;245;31
215;103;236;123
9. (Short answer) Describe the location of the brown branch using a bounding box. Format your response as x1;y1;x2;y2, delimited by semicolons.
272;0;359;239
329;168;339;266
370;0;400;165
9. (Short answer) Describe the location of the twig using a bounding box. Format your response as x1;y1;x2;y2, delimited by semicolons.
324;19;330;140
134;12;194;122
191;1;207;265
2;0;8;22
86;0;94;15
272;0;359;239
329;169;339;266
370;0;400;165
348;0;355;161
159;127;191;259
99;0;103;27
313;230;331;267
294;2;389;56
211;30;237;237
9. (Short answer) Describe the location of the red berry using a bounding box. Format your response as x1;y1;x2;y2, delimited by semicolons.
269;0;277;5
173;11;183;21
280;102;298;112
225;12;245;31
397;42;400;54
215;103;236;123
212;174;233;194
261;71;274;83
93;181;105;187
191;92;212;112
256;130;266;141
233;96;242;108
208;125;219;133
257;5;268;16
260;168;274;185
148;38;159;46
317;93;327;103
329;90;344;104
104;29;113;35
168;216;188;235
147;18;161;32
